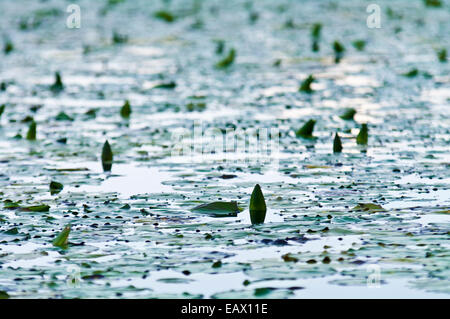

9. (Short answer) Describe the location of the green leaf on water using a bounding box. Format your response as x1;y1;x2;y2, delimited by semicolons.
340;108;356;120
22;204;50;212
254;287;274;297
333;133;343;153
356;123;368;145
424;0;442;7
352;203;385;213
112;31;128;44
52;225;71;248
4;227;18;235
153;81;176;89
55;111;73;121
26;120;36;140
296;119;316;138
215;48;236;68
402;68;419;77
120;100;132;118
50;72;64;93
352;40;366;51
299;75;315;93
0;291;9;299
437;48;447;62
4;39;14;55
191;201;241;217
249;184;266;225
101;140;113;172
154;10;176;23
49;181;63;195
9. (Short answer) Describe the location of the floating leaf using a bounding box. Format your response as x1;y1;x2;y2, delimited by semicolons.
296;119;316;138
254;287;274;297
402;68;419;77
4;227;18;235
424;0;442;7
22;204;50;212
49;181;63;195
120;100;132;118
216;48;236;68
333;133;343;153
52;225;71;248
0;291;9;299
249;184;266;225
437;48;447;62
4;39;14;54
154;10;176;23
26;120;37;140
153;81;176;89
112;31;128;44
191;201;241;217
352;40;366;51
101;140;113;172
340;108;356;120
282;253;298;262
0;104;5;119
299;75;315;93
50;72;64;93
352;203;385;213
356;123;368;145
55;111;73;121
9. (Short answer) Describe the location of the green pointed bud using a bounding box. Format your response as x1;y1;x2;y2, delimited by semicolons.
296;119;316;138
333;133;343;153
0;104;5;119
333;41;345;63
299;75;315;93
120;100;132;118
26;120;36;140
215;48;236;68
101;140;113;172
249;184;266;225
49;181;64;195
50;72;64;93
356;124;368;145
52;225;71;248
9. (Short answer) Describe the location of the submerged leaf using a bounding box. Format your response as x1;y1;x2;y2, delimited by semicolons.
249;184;266;225
52;225;71;248
299;75;315;93
101;140;113;172
191;201;241;217
296;119;316;138
215;48;236;68
26;120;37;140
0;104;5;119
120;100;132;118
333;41;345;63
356;123;368;145
333;133;343;153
